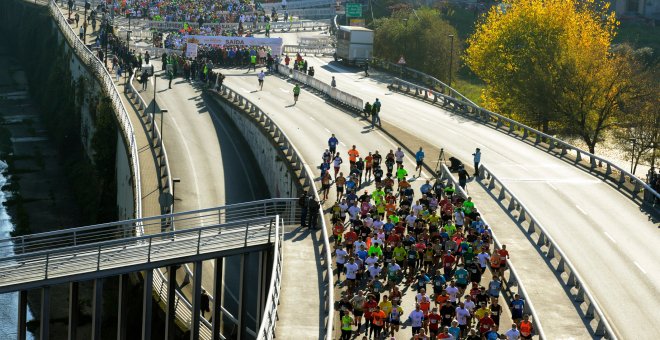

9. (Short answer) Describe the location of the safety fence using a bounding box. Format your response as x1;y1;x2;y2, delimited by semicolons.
478;164;617;339
216;85;335;340
260;0;335;10
48;0;143;220
438;164;546;339
256;215;284;340
283;44;335;56
287;7;336;19
389;77;660;210
277;65;363;112
146;19;329;32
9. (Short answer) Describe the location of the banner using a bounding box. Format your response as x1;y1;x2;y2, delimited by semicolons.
186;43;198;58
185;36;284;56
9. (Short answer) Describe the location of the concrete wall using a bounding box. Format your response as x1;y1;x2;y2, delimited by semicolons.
209;94;300;199
116;130;134;220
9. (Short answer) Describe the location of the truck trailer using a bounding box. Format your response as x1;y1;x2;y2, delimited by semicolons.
334;26;373;65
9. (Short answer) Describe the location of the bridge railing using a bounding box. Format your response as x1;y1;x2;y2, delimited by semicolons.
48;0;143;220
146;19;328;32
257;216;284;339
478;164;617;339
389;77;660;209
218;84;335;340
0;216;276;286
438;164;546;339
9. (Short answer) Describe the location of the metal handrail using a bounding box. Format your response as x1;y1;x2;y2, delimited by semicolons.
48;0;143;220
389;77;660;208
279;65;363;112
478;164;618;339
438;164;546;339
218;84;335;339
257;217;284;339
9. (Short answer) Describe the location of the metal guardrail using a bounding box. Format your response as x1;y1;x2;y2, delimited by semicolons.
389;77;660;209
216;85;335;340
438;164;546;339
372;57;477;107
260;0;335;10
286;7;336;19
146;19;329;32
478;164;617;339
48;0;143;220
277;65;363;112
283;44;335;56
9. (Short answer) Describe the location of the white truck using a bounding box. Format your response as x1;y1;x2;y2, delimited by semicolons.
334;26;373;65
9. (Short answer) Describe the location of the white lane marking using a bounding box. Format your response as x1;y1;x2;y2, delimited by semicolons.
547;182;558;191
603;232;617;244
339;141;346;147
374;131;397;148
516;164;531;171
324;128;331;133
575;205;588;215
166;108;203;215
279;87;289;93
309;116;315;121
634;261;647;274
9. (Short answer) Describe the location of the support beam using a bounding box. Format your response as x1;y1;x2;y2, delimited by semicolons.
256;251;265;328
142;270;153;340
212;258;224;340
165;266;177;340
238;254;248;340
117;274;128;340
190;261;203;340
40;286;50;340
91;278;103;340
17;290;27;340
68;282;79;340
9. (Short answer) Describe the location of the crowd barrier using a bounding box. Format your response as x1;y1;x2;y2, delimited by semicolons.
283;44;334;56
259;0;335;10
146;19;329;32
478;164;617;339
439;164;546;339
389;77;660;210
216;84;335;340
48;0;143;221
278;65;363;112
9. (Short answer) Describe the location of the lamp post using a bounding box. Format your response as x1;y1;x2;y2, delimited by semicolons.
160;109;168;150
629;138;638;174
448;34;454;88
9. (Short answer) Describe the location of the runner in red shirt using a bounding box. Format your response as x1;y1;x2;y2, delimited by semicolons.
427;307;442;337
362;295;378;336
478;313;496;335
344;228;358;255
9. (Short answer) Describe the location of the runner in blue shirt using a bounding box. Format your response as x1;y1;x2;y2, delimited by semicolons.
328;134;339;154
509;294;525;323
415;147;425;176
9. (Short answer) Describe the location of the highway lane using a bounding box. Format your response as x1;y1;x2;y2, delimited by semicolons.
139;64;271;333
274;56;660;338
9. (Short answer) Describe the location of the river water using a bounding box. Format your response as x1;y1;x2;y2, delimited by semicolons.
0;161;34;340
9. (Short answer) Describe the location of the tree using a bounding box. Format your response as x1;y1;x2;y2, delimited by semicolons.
465;0;636;153
373;7;459;84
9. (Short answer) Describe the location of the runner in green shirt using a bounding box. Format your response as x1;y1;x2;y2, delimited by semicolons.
293;84;301;104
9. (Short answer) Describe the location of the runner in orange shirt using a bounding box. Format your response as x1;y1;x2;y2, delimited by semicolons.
348;145;360;166
370;305;387;338
365;152;374;181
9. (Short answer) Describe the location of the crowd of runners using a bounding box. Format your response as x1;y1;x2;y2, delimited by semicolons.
298;138;535;339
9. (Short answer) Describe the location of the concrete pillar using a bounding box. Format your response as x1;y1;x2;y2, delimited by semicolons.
142;270;154;340
190;261;203;340
117;274;128;340
165;266;177;340
68;282;79;340
211;258;224;340
17;290;27;340
92;278;103;340
238;254;248;340
40;286;50;340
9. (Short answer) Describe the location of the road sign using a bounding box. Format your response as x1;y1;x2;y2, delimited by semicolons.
346;3;362;18
398;56;406;65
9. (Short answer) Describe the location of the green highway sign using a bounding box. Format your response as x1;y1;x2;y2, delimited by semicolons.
346;3;362;18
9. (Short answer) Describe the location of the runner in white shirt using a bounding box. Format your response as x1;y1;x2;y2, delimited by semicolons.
257;70;265;90
445;281;460;303
365;255;379;268
368;263;382;279
477;250;491;273
504;324;521;340
363;215;374;228
408;304;425;334
405;214;417;228
353;240;366;252
336;246;348;282
455;302;471;328
395;147;405;165
411;202;423;216
348;204;361;221
372;218;384;231
344;257;359;292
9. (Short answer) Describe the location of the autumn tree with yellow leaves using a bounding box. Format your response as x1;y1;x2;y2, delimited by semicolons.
465;0;647;154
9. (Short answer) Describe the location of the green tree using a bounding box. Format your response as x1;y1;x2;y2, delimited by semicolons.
373;7;459;84
465;0;639;153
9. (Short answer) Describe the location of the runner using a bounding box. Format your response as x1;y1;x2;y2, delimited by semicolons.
415;147;425;175
293;84;300;104
328;134;339;155
256;70;265;90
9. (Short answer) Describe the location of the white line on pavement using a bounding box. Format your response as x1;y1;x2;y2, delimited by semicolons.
340;141;346;147
547;182;558;191
634;261;647;274
279;87;289;93
575;205;588;215
603;232;617;244
324;128;331;133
